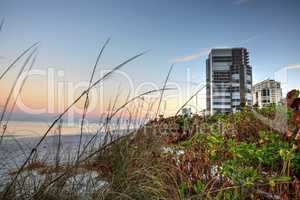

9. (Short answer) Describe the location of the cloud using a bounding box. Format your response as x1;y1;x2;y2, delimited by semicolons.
234;0;251;5
235;34;261;46
287;64;300;69
169;48;211;63
169;46;230;63
168;34;262;64
0;18;4;31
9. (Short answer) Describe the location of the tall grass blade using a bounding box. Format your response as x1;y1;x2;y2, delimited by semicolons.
0;54;37;143
175;84;207;116
55;119;63;168
0;48;37;132
155;64;173;118
1;51;146;199
0;42;39;81
77;38;110;161
78;88;175;160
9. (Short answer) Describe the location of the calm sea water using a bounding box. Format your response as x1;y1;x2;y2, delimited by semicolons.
0;120;133;183
3;120;136;138
3;121;84;138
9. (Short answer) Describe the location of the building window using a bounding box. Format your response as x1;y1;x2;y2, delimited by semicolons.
261;89;270;96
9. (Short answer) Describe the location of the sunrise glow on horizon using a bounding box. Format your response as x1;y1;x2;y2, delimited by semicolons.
1;0;300;121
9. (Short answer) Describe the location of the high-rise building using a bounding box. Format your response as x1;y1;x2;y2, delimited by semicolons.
206;48;252;115
252;79;282;108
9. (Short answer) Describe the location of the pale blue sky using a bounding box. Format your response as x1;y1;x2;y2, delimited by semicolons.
0;0;300;118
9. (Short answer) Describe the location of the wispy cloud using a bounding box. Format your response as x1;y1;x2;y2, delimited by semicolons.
234;0;251;5
169;48;211;63
170;46;230;63
169;34;261;64
0;18;4;32
287;64;300;69
235;34;261;46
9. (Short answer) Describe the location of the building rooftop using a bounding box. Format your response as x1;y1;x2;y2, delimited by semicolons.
253;79;280;87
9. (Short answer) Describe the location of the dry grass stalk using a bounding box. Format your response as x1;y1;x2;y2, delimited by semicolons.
77;38;110;161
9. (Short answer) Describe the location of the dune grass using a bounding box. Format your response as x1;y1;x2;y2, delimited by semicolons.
2;101;300;199
1;23;300;199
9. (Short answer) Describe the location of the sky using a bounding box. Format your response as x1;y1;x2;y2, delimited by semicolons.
0;0;300;121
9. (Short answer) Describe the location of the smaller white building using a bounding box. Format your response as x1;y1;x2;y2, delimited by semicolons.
182;107;192;117
252;79;282;108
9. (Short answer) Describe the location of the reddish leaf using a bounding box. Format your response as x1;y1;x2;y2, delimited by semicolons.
291;98;300;111
280;191;289;200
293;177;300;198
285;129;293;139
287;90;300;107
287;89;300;100
293;111;300;129
295;130;300;140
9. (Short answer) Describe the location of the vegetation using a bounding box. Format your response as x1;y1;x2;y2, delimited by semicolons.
0;90;299;199
1;23;300;199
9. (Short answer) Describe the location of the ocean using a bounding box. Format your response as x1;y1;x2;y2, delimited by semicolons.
0;120;132;185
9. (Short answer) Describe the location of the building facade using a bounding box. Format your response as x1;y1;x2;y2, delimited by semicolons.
206;48;252;115
182;107;192;117
252;79;282;108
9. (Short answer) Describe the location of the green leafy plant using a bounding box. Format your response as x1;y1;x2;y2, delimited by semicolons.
193;180;205;194
221;163;262;186
178;182;189;199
